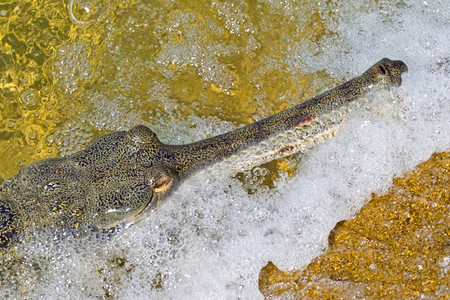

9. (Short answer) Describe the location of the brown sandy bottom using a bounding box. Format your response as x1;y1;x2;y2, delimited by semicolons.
259;152;449;299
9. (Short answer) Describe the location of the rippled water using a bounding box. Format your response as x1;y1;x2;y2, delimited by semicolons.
0;0;449;298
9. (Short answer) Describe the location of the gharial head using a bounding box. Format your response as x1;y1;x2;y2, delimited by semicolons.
80;124;180;230
3;124;180;237
362;57;408;88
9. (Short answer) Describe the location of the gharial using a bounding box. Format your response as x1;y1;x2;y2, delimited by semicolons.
0;58;408;250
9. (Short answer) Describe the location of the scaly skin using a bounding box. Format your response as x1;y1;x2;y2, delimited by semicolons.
0;58;408;250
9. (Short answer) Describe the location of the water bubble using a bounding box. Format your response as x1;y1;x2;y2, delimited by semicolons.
21;90;40;106
46;134;55;147
69;0;110;25
28;131;38;140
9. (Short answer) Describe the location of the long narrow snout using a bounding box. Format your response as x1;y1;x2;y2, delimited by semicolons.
169;58;408;178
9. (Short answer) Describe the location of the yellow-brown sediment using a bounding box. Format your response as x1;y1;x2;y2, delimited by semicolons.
259;152;450;298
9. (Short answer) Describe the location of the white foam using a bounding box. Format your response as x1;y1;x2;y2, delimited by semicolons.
6;0;449;299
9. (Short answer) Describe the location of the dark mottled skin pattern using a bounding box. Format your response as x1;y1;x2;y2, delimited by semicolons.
0;58;408;250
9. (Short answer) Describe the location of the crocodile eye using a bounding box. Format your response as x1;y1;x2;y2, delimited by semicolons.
153;176;173;193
